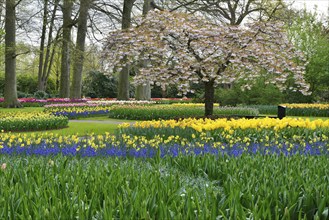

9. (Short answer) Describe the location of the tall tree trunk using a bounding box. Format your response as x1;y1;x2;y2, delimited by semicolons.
135;0;152;100
204;80;215;116
39;0;60;91
59;0;73;98
4;0;21;108
37;0;48;91
71;0;92;98
117;0;134;100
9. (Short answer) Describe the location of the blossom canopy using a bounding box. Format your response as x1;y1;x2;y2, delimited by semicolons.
102;10;310;96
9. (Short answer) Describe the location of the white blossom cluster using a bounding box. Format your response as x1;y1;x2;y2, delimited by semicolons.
102;10;310;95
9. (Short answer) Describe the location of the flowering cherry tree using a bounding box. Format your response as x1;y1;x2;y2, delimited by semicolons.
102;10;310;116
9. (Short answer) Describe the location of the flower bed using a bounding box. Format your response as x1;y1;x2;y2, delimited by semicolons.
1;116;329;219
0;112;68;132
87;100;156;105
282;103;329;117
151;97;193;104
108;105;259;120
0;98;89;107
243;104;329;117
44;106;112;119
170;103;220;107
117;117;329;156
0;117;328;157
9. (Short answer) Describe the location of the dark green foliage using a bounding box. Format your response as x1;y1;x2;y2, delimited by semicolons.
82;71;118;98
151;85;181;98
287;9;329;102
215;79;284;106
0;74;56;97
33;90;49;99
16;75;56;96
17;91;32;98
0;155;328;219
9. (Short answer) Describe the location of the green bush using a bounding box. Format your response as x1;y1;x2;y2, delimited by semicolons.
82;71;118;98
215;79;284;106
33;90;49;99
108;104;259;120
0;74;57;97
17;91;32;98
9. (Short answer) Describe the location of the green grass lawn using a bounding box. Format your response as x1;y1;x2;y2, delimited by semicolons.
0;107;44;113
11;121;119;136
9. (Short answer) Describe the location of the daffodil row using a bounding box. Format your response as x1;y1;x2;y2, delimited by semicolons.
124;117;329;131
282;103;329;117
119;117;329;153
0;112;68;131
1;117;329;157
44;106;112;119
282;103;329;109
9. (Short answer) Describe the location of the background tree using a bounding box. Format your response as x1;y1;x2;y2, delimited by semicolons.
71;0;93;98
117;0;135;100
59;0;73;98
37;0;60;92
3;0;20;107
286;9;329;102
134;0;154;100
103;10;309;115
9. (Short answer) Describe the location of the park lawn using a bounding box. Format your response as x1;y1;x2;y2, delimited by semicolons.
11;121;119;136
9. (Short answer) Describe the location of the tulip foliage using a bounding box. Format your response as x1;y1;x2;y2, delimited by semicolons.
103;10;310;115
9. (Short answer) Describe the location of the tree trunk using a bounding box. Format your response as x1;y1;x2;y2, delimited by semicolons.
118;63;130;100
117;0;134;100
204;80;215;116
4;0;21;108
37;0;48;91
135;83;151;100
59;0;73;98
40;0;60;92
71;0;92;98
135;0;152;100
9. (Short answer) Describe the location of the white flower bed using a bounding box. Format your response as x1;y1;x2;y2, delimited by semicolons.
86;100;156;105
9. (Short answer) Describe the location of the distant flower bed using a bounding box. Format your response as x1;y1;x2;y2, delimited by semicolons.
0;112;68;132
108;105;258;120
279;103;329;117
151;97;192;104
171;103;220;107
87;100;156;105
0;98;89;107
44;106;111;119
283;103;329;109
